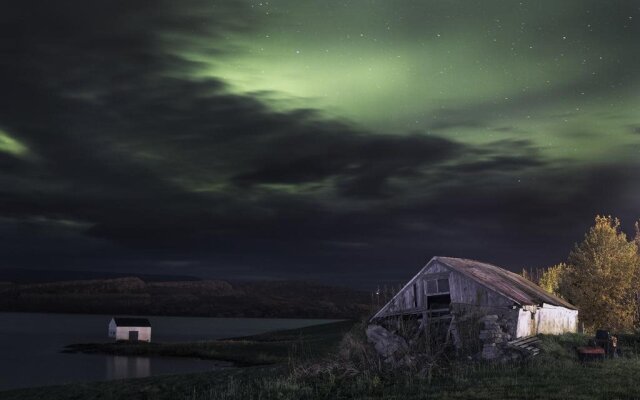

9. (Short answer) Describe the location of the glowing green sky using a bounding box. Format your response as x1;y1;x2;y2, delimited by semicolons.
0;129;29;157
183;0;639;162
1;0;639;283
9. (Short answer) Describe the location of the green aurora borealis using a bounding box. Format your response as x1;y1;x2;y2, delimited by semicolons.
0;0;639;284
192;1;640;161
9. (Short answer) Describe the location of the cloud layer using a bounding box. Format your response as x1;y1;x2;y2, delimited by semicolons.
1;1;639;286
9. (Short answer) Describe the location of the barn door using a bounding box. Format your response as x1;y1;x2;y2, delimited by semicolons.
423;275;451;317
129;330;139;341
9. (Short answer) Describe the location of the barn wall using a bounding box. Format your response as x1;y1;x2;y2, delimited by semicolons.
448;269;513;308
374;260;517;319
372;259;579;341
451;303;520;338
381;283;419;315
424;262;449;274
516;305;578;337
115;327;152;342
436;263;520;338
380;261;452;316
376;264;430;316
516;308;535;337
536;304;578;334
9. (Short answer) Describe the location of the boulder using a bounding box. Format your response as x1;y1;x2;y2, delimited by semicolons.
366;324;409;361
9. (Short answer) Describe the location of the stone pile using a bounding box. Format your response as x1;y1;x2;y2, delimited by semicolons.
478;314;520;361
367;314;524;366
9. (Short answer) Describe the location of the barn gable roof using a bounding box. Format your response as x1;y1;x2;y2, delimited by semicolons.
436;257;576;310
371;256;576;320
112;317;151;327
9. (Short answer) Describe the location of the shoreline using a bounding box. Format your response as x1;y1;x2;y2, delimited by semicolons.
62;320;356;367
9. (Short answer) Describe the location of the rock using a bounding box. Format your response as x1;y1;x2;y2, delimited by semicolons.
366;324;409;361
477;314;517;361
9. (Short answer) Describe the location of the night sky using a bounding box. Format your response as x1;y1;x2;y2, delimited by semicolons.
1;1;639;287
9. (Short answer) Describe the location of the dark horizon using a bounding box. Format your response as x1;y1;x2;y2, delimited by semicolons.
1;1;639;289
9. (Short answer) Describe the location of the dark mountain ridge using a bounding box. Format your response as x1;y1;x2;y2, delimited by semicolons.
0;268;201;284
0;277;372;319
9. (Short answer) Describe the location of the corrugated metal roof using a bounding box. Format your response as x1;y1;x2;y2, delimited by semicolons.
112;317;151;327
436;257;576;310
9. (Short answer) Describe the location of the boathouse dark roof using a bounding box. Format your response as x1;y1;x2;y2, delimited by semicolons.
112;317;151;327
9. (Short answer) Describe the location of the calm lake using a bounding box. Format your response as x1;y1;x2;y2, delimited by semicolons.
0;312;338;391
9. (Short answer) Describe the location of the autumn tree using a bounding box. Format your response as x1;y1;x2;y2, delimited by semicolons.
560;216;639;332
538;263;566;297
634;221;640;328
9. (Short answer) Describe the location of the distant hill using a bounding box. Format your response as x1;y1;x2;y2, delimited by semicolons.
0;277;372;319
0;268;201;283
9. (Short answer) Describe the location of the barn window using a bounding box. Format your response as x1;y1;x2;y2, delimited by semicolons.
424;277;450;294
423;275;451;313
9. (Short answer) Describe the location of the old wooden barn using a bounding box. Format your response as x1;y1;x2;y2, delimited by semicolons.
108;317;152;342
371;257;578;339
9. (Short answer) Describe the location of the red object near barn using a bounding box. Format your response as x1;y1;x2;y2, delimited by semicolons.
576;346;605;361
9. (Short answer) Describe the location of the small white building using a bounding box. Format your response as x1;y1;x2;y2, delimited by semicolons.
108;317;152;342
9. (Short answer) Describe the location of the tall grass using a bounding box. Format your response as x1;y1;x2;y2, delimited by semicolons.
185;325;640;400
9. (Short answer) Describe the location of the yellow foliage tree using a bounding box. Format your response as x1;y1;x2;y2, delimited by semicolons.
635;221;640;249
560;216;639;332
634;221;640;328
538;263;566;297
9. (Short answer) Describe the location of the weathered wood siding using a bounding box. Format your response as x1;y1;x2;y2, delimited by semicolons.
446;270;513;308
516;308;536;337
516;304;578;337
536;304;578;334
374;260;516;318
379;261;450;315
372;259;578;339
423;261;449;275
441;262;520;337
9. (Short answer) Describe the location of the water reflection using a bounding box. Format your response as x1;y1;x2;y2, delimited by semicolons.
106;356;150;380
0;313;337;391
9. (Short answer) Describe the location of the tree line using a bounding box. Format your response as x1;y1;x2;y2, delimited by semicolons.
524;216;640;332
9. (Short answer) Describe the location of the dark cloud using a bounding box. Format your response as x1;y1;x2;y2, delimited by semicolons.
234;132;462;199
0;1;638;287
492;127;530;134
447;156;544;174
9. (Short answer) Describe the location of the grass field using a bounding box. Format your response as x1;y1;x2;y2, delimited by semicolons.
6;321;640;400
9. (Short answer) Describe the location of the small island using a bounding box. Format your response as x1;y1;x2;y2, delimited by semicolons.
63;320;356;367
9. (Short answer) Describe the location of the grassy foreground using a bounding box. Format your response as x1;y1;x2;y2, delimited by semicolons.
6;321;640;399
